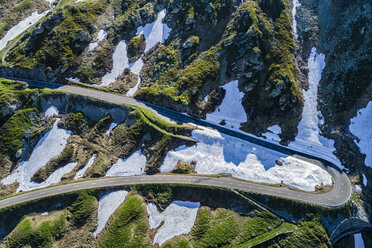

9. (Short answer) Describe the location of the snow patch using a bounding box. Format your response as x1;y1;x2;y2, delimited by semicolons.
355;185;362;193
74;154;97;179
362;173;367;187
262;125;281;142
39;162;77;188
206;80;247;130
106;150;146;177
349;102;372;168
0;11;50;52
66;77;81;82
1;119;71;192
292;0;301;37
94;190;128;237
45;106;59;117
100;41;129;86
89;29;107;51
126;58;144;97
105;123;118;136
162;127;332;191
289;47;342;169
147;201;200;245
354;233;365;248
136;9;171;52
41;212;49;216
126;9;171;95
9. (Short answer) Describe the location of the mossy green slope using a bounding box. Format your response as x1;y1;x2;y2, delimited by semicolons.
5;213;67;248
99;194;150;248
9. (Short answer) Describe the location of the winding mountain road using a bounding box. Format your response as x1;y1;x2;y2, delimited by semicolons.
0;77;353;208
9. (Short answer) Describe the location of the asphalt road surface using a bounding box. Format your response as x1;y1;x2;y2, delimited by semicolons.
0;77;353;209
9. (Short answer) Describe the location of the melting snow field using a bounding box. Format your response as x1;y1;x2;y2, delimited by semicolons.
106;150;146;177
354;233;365;248
162;127;332;191
288;47;342;168
89;29;107;51
94;190;128;237
349;102;372;168
206;80;247;130
74;154;97;179
147;201;200;245
0;11;50;52
1;119;71;192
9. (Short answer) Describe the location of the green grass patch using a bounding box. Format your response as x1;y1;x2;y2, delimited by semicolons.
68;191;96;227
0;108;37;157
270;215;331;247
88;113;113;140
236;222;296;247
6;213;67;248
7;0;108;70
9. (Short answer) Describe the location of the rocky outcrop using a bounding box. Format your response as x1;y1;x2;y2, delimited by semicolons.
41;93;130;123
0;66;52;81
26;11;65;53
70;29;92;53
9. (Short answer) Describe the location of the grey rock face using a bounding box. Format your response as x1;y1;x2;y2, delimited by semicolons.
70;30;92;53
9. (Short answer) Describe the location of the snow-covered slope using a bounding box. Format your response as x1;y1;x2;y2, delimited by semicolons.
126;9;171;96
206;80;247;130
74;154;97;179
162;126;332;191
101;9;171;89
106;150;146;177
349;102;372;168
0;11;50;52
136;9;171;53
1;119;71;192
289;48;342;168
94;190;128;237
100;41;129;86
147;201;200;245
89;29;107;51
262;125;282;142
292;0;301;37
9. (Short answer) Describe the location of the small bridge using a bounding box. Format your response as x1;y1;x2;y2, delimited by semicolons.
330;217;371;244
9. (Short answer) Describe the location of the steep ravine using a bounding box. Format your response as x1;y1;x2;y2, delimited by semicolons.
295;0;372;246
